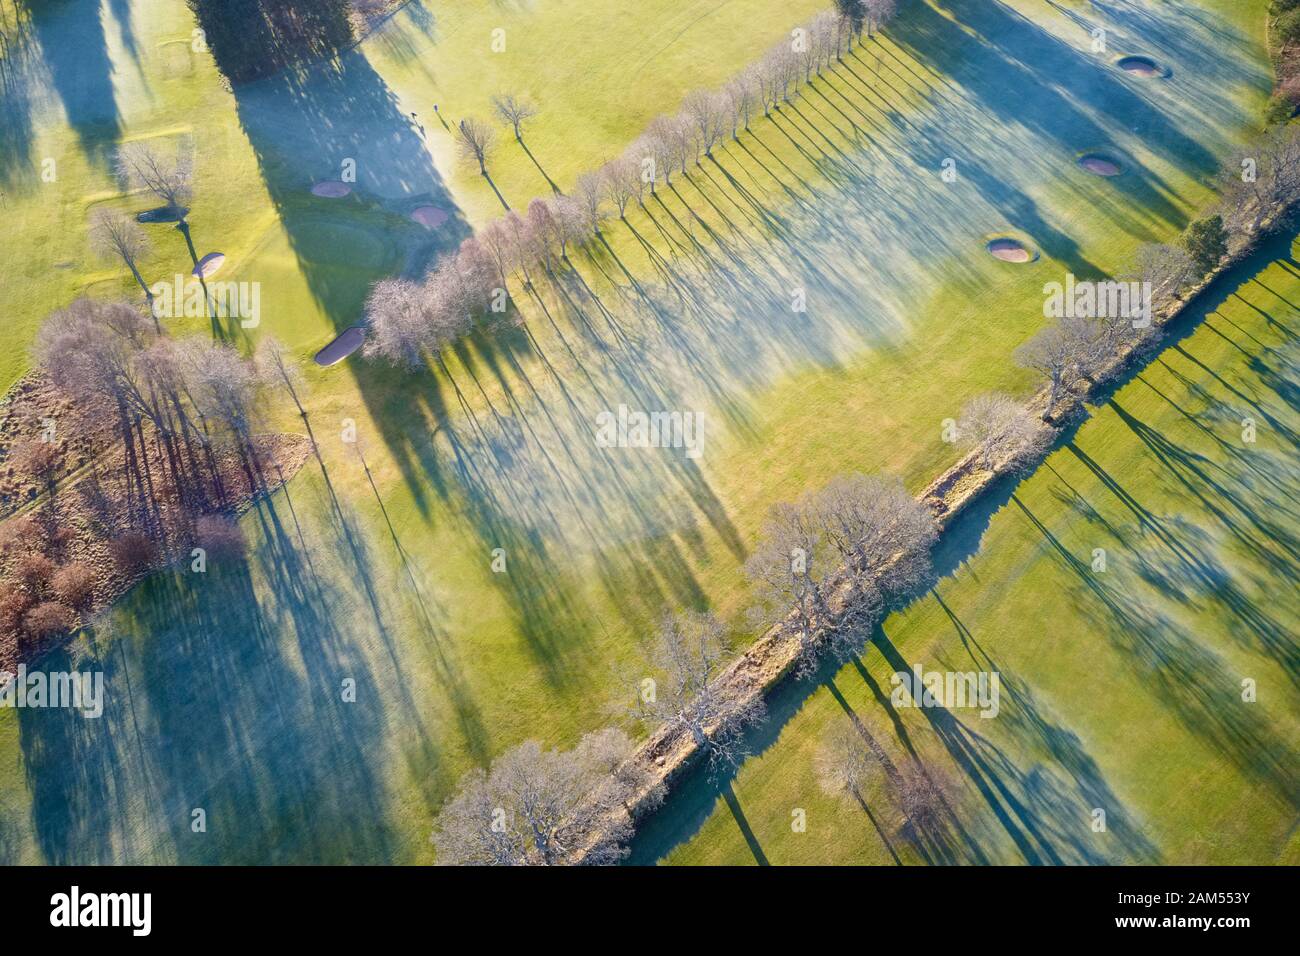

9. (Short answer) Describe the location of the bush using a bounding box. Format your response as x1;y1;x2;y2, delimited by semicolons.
14;551;56;596
0;515;43;558
1183;215;1230;277
1266;91;1298;126
21;601;77;643
9;438;61;486
51;562;97;612
1278;9;1300;44
109;531;158;576
194;514;247;561
0;587;32;636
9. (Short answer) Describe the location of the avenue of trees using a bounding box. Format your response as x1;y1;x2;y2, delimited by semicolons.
367;0;899;369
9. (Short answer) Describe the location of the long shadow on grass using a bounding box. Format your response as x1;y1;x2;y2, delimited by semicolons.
626;230;1300;865
17;511;400;863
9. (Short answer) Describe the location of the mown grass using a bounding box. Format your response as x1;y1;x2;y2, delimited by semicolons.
0;0;1280;863
644;237;1300;865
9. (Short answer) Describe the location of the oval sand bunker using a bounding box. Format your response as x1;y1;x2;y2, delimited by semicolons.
193;252;226;279
987;238;1033;263
1117;55;1164;78
411;205;449;229
1079;153;1123;177
311;180;352;198
314;326;366;367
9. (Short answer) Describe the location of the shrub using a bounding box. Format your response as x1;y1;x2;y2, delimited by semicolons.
0;587;32;636
9;438;61;486
21;601;77;643
14;551;56;596
109;531;158;576
52;562;97;612
1183;215;1229;277
1278;9;1300;44
194;514;247;561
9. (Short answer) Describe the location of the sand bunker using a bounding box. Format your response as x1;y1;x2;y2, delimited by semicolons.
192;252;226;279
411;205;449;229
1078;153;1123;177
987;238;1033;263
311;180;352;198
1117;55;1165;78
314;326;366;367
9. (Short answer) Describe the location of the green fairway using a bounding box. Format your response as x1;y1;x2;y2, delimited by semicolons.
0;0;1284;863
637;234;1300;865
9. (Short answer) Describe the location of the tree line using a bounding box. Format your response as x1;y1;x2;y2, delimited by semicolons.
366;0;899;368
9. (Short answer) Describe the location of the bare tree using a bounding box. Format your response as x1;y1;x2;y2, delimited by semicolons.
682;90;727;160
430;728;655;865
491;92;538;140
91;210;158;325
1015;323;1077;417
362;278;427;367
747;474;937;673
601;156;640;218
456;117;495;175
117;142;199;264
255;336;307;418
814;719;878;802
863;0;898;38
1134;242;1196;312
957;392;1048;473
573;171;607;236
725;68;760;136
635;611;766;774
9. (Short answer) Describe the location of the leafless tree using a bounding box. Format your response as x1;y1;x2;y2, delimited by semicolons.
90;210;158;324
682;90;727;160
491;92;538;140
548;194;587;256
1134;242;1196;312
525;198;558;271
1015;323;1078;417
863;0;898;38
117;141;199;264
957;392;1048;473
478;219;519;283
1219;123;1300;238
456;117;495;175
635;610;766;775
362;278;427;367
811;10;840;73
601;156;640;218
725;68;760;135
430;728;655;865
747;474;937;673
572;171;607;236
255;336;307;418
814;719;878;802
117;141;192;211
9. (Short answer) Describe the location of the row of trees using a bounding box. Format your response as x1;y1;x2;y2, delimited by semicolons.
1014;122;1300;420
371;1;900;369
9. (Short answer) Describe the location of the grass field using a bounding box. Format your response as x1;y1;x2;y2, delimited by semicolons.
636;234;1300;865
0;0;1283;863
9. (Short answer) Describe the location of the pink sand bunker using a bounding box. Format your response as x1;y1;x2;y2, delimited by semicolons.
311;180;352;198
411;205;449;229
193;252;226;279
987;238;1033;263
1079;155;1123;177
